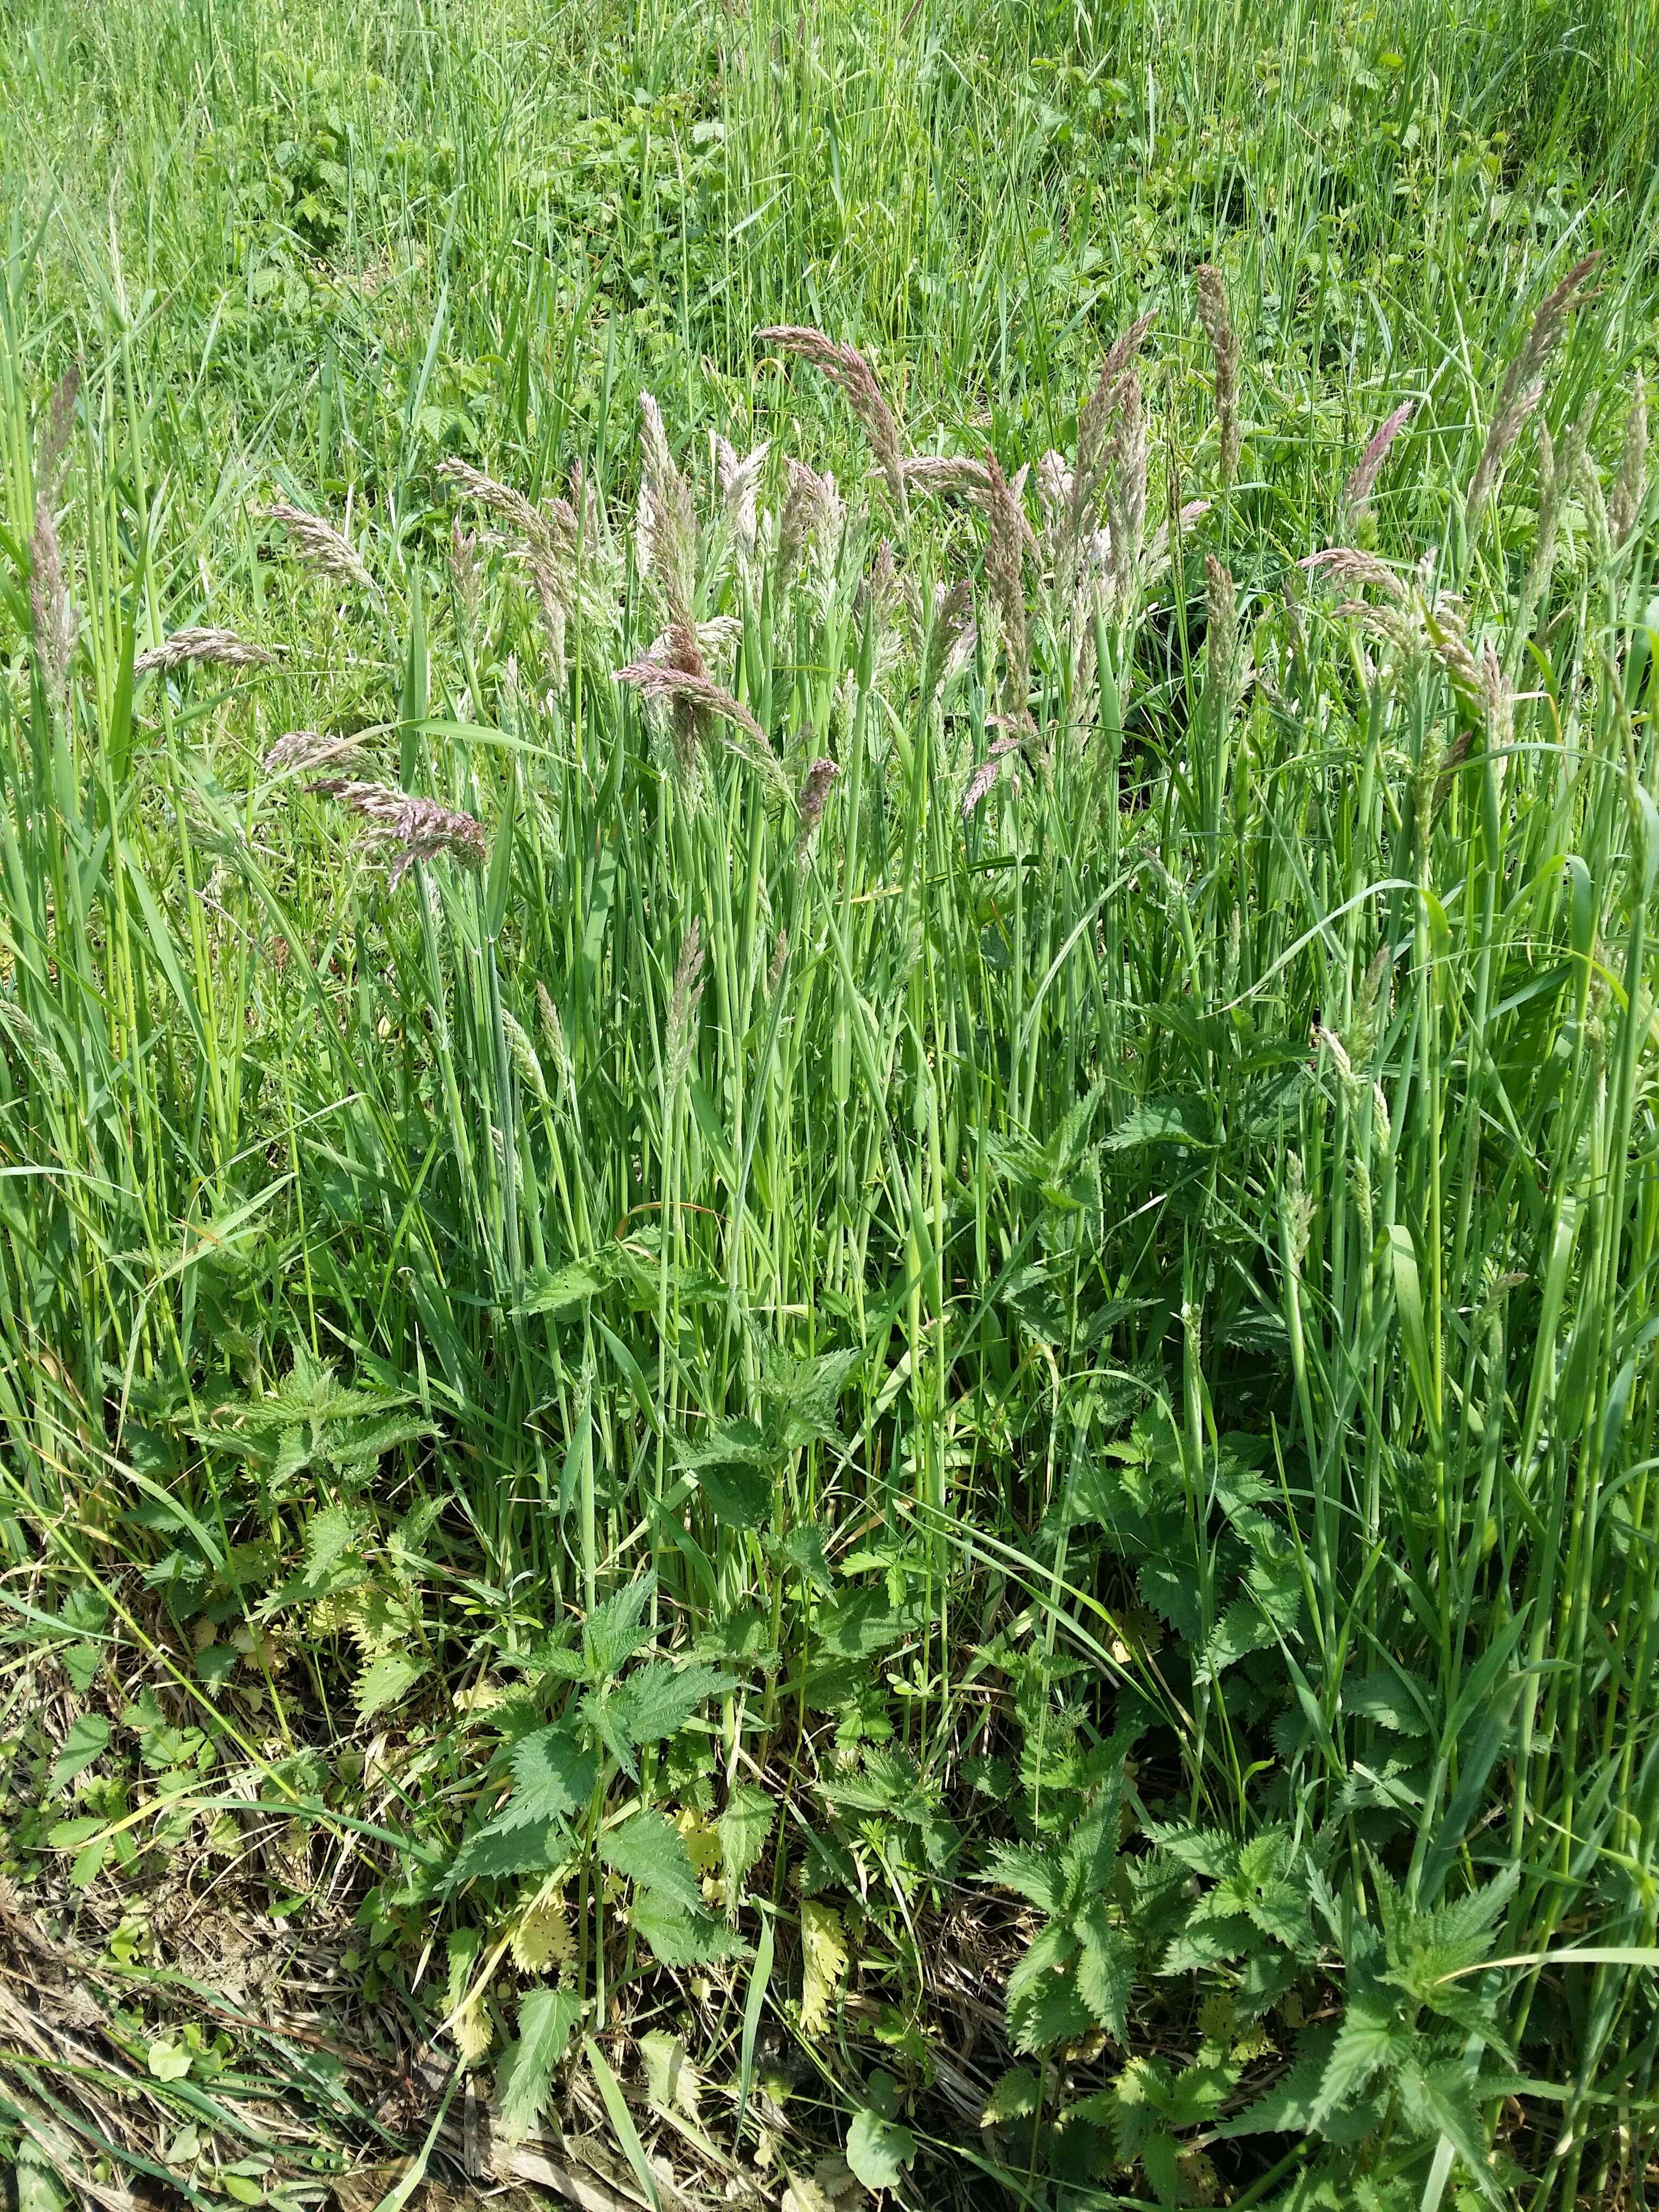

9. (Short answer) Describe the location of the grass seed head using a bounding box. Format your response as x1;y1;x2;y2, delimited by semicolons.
665;915;706;1094
1609;372;1646;546
133;627;276;677
263;729;364;776
1195;266;1240;487
1467;252;1600;515
309;778;486;887
254;502;375;594
756;325;908;513
1341;400;1415;529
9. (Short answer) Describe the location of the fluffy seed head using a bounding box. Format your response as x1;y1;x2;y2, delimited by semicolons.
254;502;376;594
308;778;487;888
756;326;908;513
134;627;276;677
1467;253;1600;515
796;757;841;854
263;729;365;776
962;733;1023;819
1341;401;1415;529
1195;267;1240;487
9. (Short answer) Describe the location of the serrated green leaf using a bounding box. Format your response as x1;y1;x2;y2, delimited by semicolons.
631;1887;751;1967
505;1727;599;1826
982;2065;1041;2125
450;1817;565;1886
1008;1966;1095;2056
495;1986;583;2144
49;1713;109;1796
614;1660;735;1746
1311;1992;1413;2124
600;1811;702;1910
718;1783;774;1900
983;1840;1067;1914
582;1575;656;1680
1074;1910;1134;2042
354;1650;427;1717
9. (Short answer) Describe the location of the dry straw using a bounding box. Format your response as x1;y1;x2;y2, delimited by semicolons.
755;326;908;514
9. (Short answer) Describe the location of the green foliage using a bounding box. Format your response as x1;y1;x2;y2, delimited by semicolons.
0;0;1655;2203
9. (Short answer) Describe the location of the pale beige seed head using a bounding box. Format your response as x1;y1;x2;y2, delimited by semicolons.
134;627;276;677
254;502;376;594
1194;266;1240;487
1610;372;1647;547
755;326;908;514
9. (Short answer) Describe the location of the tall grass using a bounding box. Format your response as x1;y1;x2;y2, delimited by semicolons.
0;0;1656;2204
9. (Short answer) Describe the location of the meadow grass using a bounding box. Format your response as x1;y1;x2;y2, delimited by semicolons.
0;0;1656;2204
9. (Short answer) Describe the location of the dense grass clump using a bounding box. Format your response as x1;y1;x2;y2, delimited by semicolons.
0;0;1656;2206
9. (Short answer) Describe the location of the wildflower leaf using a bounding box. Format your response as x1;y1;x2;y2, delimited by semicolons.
49;1714;109;1796
846;2103;916;2191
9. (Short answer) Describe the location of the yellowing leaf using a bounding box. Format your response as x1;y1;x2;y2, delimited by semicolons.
800;1901;849;2036
640;2027;703;2121
453;1997;493;2067
512;1890;574;1972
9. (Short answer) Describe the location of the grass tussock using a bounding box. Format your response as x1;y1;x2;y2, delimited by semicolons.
0;0;1656;2206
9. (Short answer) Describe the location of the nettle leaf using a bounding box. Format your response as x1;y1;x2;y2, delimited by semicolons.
982;2065;1042;2125
1161;1914;1259;1975
451;1818;565;1886
639;2029;702;2121
1216;2021;1337;2137
600;1811;703;1911
581;1574;657;1680
800;1900;849;2034
1344;1668;1432;1735
717;1783;774;1898
814;1586;917;1662
613;1660;734;1746
304;1504;364;1583
1394;2057;1503;2201
354;1650;427;1718
1005;1920;1079;2011
495;1986;584;2144
1009;1968;1096;2056
984;1840;1067;1914
630;1888;750;1967
1148;1823;1239;1880
1311;1992;1414;2125
1074;1905;1134;2042
506;1728;598;1827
